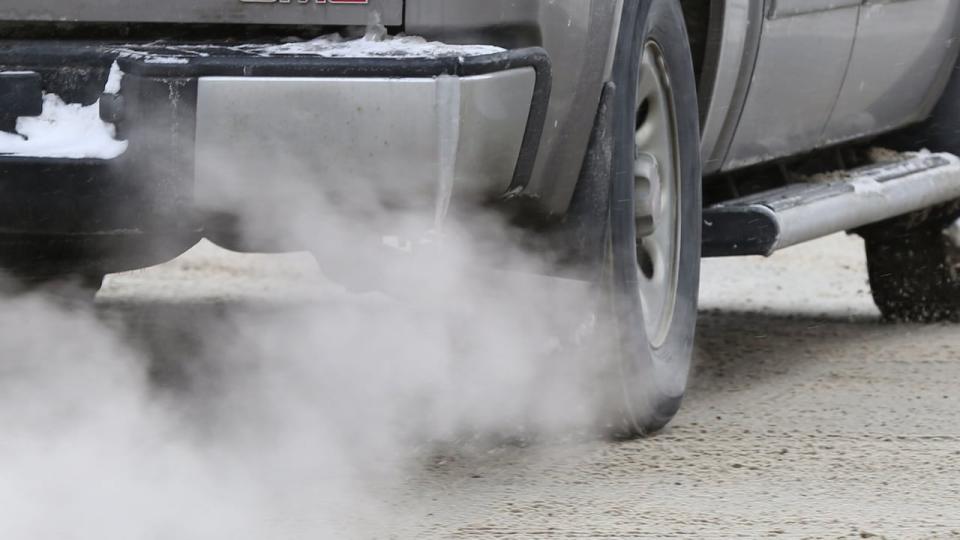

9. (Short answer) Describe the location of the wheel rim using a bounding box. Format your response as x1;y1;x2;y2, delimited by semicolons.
634;40;682;350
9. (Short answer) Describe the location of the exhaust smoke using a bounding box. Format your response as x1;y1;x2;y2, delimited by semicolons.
0;146;612;538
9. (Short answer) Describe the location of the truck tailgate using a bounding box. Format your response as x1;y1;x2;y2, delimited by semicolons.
0;0;402;27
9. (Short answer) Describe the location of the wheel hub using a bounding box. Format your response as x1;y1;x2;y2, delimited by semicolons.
634;40;682;349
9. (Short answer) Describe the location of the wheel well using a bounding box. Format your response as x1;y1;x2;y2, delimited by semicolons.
679;0;710;84
679;0;714;114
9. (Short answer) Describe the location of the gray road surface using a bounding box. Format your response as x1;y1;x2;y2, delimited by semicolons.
99;233;960;539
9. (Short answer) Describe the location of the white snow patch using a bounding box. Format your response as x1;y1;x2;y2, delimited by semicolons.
851;178;886;197
0;94;128;160
806;148;935;185
104;61;124;94
242;32;505;59
143;56;190;64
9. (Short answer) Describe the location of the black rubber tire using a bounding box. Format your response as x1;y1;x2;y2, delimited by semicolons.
0;272;104;308
864;52;960;322
36;274;104;304
0;233;197;283
862;219;960;322
589;0;702;436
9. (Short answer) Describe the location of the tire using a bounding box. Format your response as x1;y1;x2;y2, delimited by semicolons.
8;273;106;305
573;0;701;437
863;52;960;322
862;216;960;322
0;233;197;300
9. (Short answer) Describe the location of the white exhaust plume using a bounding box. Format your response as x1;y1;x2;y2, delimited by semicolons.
0;22;611;533
0;152;611;538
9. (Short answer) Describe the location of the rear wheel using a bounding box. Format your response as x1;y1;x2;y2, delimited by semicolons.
0;233;197;301
865;52;960;321
585;0;701;436
861;212;960;322
6;273;106;305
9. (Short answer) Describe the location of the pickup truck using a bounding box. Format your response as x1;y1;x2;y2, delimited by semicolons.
2;0;959;435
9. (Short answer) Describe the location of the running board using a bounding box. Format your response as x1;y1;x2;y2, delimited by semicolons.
702;152;960;257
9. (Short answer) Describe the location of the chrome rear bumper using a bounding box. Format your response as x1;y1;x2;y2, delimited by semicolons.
0;41;551;241
195;69;536;223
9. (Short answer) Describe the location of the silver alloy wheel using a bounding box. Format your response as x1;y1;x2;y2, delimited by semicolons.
634;40;682;349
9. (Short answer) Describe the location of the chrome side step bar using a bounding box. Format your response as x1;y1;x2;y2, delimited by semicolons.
702;152;960;257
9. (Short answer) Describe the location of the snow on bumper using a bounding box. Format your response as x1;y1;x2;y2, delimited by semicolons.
0;93;127;160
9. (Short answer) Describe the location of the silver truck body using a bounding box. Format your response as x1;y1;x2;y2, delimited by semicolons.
409;0;960;215
1;0;959;218
703;0;960;174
